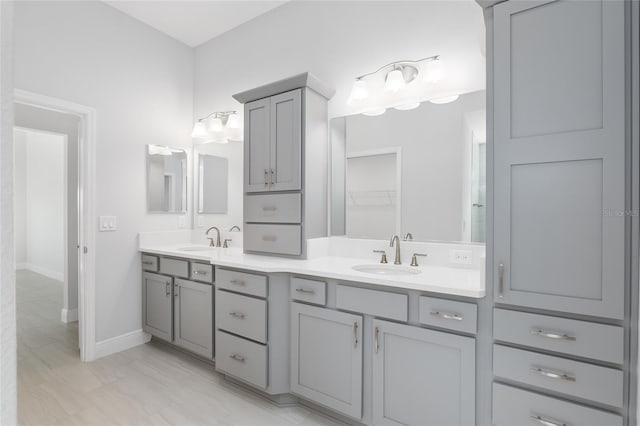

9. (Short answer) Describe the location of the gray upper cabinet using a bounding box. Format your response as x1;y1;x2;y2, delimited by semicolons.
244;89;301;193
290;303;363;420
372;320;475;426
493;0;626;319
142;271;173;342
174;278;213;358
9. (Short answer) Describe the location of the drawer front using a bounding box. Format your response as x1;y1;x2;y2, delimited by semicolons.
419;296;477;334
216;290;267;343
244;224;302;256
245;193;301;223
216;268;267;298
141;254;158;272
216;331;267;389
190;262;213;283
336;285;407;322
493;308;623;364
290;277;326;306
159;257;189;278
493;383;622;426
493;345;623;407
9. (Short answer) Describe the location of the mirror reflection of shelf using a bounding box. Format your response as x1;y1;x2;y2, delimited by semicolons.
348;190;396;206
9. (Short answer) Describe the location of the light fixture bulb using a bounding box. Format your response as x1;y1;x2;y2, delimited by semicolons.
362;108;386;117
227;112;240;129
394;102;420;111
191;121;209;139
429;95;459;104
384;69;405;93
348;79;369;103
209;117;223;132
425;58;445;83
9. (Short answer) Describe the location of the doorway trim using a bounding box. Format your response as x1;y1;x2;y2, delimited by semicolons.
14;89;97;361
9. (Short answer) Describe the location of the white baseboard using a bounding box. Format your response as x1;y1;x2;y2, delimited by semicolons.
60;308;78;323
95;329;151;359
19;263;64;282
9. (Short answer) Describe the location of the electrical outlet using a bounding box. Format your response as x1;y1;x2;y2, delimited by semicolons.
99;216;117;232
450;249;473;265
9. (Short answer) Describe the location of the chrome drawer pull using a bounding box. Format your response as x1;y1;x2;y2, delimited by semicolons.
193;270;207;275
229;312;246;319
262;206;277;212
530;414;568;426
295;288;315;295
374;327;380;354
229;354;245;362
531;329;576;342
264;169;268;187
430;310;463;321
531;367;576;382
262;235;277;242
142;261;154;266
353;322;359;348
229;279;245;286
165;282;171;297
498;263;505;298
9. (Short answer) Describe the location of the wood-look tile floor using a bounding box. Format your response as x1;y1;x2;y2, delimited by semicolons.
17;270;343;426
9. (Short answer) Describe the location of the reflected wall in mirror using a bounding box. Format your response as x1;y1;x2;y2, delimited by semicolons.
198;154;228;214
331;90;486;243
147;144;187;213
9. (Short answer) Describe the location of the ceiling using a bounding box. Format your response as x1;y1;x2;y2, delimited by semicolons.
104;1;288;47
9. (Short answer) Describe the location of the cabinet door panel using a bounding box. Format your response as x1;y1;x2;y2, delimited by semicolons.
290;303;362;419
270;89;301;191
174;278;213;358
142;272;172;342
245;98;271;193
372;320;475;426
493;0;625;318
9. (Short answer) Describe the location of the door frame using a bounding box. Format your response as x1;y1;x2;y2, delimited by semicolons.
14;89;97;361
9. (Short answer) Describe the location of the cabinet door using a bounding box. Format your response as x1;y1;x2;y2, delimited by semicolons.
142;272;173;342
174;278;213;358
372;320;475;426
493;0;626;319
290;303;362;419
269;89;301;191
245;97;271;193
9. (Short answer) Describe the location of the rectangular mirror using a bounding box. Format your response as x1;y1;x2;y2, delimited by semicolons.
147;144;187;213
331;90;486;243
197;153;228;214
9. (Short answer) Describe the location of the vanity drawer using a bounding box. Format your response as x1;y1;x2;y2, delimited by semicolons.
216;268;267;298
419;296;477;334
159;258;189;278
216;290;267;344
290;277;326;306
245;193;301;223
190;262;213;283
215;330;267;389
493;383;622;426
141;254;159;272
336;285;407;322
244;224;302;256
493;308;623;364
493;345;623;407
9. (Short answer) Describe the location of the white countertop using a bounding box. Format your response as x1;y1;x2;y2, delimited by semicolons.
140;244;485;299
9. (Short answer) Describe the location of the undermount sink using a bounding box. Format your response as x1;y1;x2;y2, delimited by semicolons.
352;264;421;276
177;246;216;252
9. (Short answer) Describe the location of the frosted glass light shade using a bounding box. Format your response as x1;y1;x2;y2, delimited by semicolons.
394;102;420;111
362;108;386;116
349;79;369;102
191;121;209;138
209;117;223;132
384;69;405;93
425;59;445;83
227;113;240;129
430;95;459;104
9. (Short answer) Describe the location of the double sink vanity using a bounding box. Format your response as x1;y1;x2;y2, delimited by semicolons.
139;234;484;425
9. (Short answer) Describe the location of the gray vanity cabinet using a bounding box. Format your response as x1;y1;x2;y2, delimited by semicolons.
174;278;213;358
142;271;173;342
290;302;363;419
245;97;272;193
492;0;626;319
372;320;475;426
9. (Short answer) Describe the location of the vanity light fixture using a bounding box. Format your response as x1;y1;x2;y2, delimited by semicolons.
394;102;421;111
429;95;459;104
349;79;370;102
362;108;387;117
191;110;241;143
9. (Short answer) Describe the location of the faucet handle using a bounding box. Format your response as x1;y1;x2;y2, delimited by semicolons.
207;238;215;247
373;250;388;264
223;239;232;248
410;253;427;267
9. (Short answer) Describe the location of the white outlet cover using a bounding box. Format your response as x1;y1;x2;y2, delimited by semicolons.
99;216;117;232
449;249;473;265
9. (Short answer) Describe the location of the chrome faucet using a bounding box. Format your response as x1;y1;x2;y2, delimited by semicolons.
229;225;241;232
390;235;402;265
206;226;221;247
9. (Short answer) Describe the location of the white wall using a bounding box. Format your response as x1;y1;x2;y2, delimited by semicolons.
14;128;66;280
13;1;194;342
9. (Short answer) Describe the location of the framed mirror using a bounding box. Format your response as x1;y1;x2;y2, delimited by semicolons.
331;90;486;243
197;153;228;214
146;144;187;213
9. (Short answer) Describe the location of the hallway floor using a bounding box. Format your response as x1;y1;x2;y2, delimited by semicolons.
17;270;341;426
